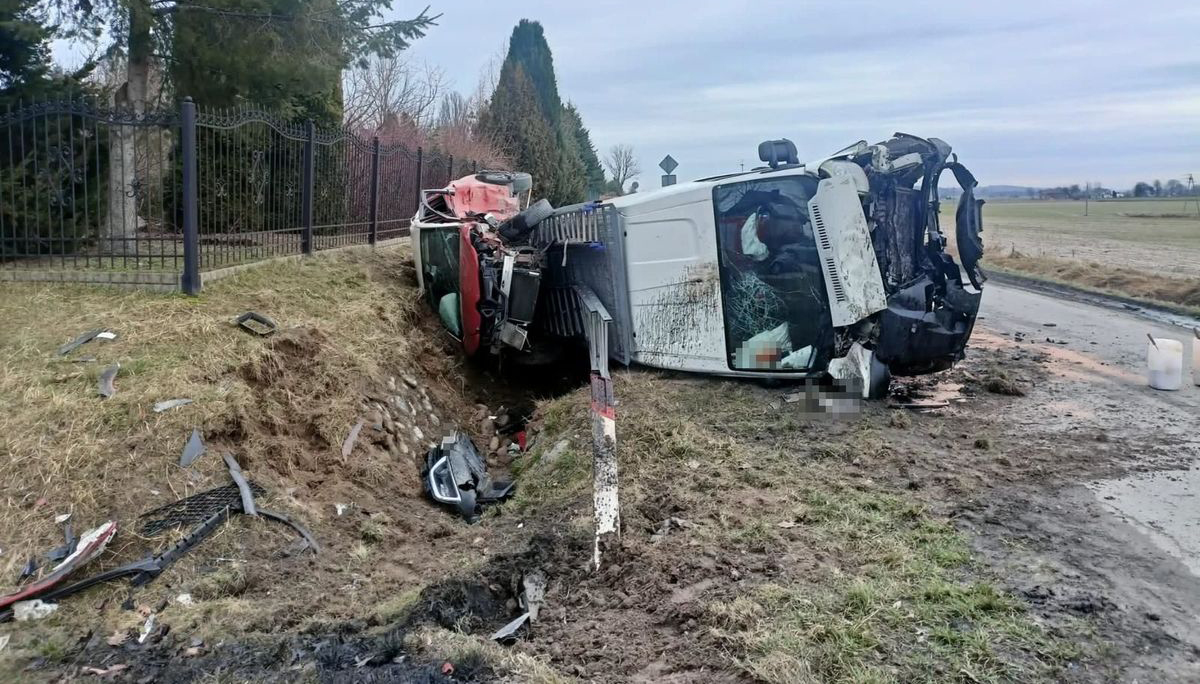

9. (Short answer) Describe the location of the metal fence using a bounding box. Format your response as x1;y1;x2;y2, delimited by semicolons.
0;97;476;293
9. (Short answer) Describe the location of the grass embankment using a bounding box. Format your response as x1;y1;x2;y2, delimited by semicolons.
0;246;535;677
940;199;1200;313
512;372;1078;682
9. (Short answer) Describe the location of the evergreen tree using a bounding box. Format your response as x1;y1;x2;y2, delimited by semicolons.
563;102;605;198
504;19;561;124
481;19;603;206
0;0;51;97
478;65;557;200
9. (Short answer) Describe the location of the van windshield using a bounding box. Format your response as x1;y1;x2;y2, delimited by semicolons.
712;175;834;371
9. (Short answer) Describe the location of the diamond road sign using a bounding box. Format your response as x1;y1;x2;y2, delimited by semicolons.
658;154;678;175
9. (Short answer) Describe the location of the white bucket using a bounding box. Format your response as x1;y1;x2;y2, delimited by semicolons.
1193;335;1200;387
1147;338;1183;391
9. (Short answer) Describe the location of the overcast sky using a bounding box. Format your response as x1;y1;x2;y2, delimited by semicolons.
55;0;1199;188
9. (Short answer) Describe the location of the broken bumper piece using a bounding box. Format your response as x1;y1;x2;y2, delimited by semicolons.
423;431;514;523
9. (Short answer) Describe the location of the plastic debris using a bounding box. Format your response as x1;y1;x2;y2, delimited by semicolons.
342;419;365;458
175;593;194;606
0;634;9;651
56;330;104;356
222;453;257;516
234;311;277;336
180;429;205;467
137;614;156;644
490;613;530;643
96;331;117;340
97;364;120;398
13;599;57;621
522;570;547;622
422;432;515;522
154;399;194;413
54;513;71;525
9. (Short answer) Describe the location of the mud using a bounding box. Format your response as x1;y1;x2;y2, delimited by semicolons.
22;273;1200;682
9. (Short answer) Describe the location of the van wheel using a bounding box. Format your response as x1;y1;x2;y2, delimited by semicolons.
867;356;892;400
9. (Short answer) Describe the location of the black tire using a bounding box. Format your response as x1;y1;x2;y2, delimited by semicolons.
499;199;555;243
867;354;892;400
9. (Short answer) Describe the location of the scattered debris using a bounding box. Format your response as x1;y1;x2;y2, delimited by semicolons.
97;364;119;398
334;503;349;516
422;432;515;522
56;329;111;356
1146;333;1159;350
175;593;194;606
650;517;696;543
154;398;194;413
0;521;118;617
137;614;157;644
82;664;128;678
0;634;9;651
342;419;365;459
54;513;71;525
180;429;205;467
777;521;798;529
1043;322;1057;327
19;558;36;580
234;311;277;336
12;599;57;621
522;570;547;622
106;629;127;647
490;612;530;643
222;453;257;517
258;509;320;554
139;482;265;535
45;521;77;563
890;400;949;410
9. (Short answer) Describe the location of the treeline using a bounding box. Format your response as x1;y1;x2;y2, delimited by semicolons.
1131;179;1195;198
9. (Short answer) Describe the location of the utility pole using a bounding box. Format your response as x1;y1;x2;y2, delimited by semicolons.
1184;174;1199;219
1084;182;1089;216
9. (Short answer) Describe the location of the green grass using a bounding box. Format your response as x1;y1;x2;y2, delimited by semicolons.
708;487;1078;683
516;374;1079;683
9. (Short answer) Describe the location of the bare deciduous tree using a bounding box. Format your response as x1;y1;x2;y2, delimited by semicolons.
604;144;640;194
343;56;447;133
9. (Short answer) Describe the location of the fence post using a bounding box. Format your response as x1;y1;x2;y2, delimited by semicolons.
301;119;315;255
414;146;423;209
179;97;201;295
368;136;380;246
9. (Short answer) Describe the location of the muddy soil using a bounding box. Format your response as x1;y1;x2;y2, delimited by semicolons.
24;281;1200;682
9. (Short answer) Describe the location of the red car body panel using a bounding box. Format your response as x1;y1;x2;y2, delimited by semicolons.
458;225;483;356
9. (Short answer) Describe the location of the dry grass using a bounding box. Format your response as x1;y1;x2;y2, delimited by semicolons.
982;246;1200;312
0;243;505;661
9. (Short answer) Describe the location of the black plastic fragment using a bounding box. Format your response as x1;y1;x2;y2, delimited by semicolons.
57;330;102;356
422;432;514;523
234;311;277;336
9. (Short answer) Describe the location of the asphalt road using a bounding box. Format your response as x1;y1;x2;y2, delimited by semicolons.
978;281;1200;574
